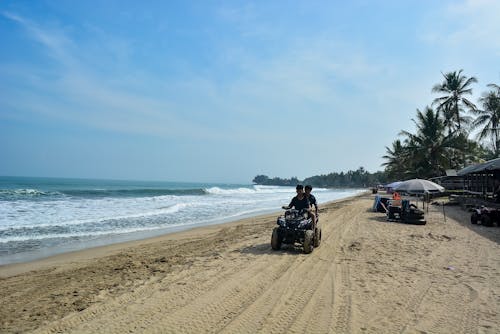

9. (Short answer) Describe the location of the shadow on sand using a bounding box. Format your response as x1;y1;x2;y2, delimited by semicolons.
238;242;305;256
367;215;391;223
441;204;500;245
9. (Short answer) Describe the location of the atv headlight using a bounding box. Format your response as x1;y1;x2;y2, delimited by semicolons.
298;220;309;229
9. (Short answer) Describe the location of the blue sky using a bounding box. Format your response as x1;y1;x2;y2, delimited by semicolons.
1;0;499;183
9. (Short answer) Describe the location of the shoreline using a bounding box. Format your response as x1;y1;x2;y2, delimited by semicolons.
0;192;367;277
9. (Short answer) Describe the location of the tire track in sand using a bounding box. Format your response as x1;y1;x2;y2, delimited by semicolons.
217;253;327;334
145;252;305;333
217;201;353;334
34;253;285;334
398;218;461;333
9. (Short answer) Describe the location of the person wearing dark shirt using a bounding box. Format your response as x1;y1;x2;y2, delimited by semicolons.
305;185;318;226
283;184;311;211
305;185;318;215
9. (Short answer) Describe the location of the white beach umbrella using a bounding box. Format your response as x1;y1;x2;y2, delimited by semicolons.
394;179;445;194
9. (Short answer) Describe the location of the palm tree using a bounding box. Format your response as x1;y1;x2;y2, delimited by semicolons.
471;84;500;156
432;69;478;131
488;83;500;92
399;106;463;178
381;139;408;179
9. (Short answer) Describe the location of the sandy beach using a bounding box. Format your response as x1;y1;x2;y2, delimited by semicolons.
1;193;499;333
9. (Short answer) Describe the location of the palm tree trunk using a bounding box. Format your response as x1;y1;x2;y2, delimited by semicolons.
495;129;500;157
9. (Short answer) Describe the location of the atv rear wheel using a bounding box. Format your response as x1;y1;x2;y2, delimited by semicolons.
303;230;314;254
313;227;321;247
271;227;282;250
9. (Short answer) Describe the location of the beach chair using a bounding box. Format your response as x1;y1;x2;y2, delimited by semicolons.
401;200;426;225
373;195;390;213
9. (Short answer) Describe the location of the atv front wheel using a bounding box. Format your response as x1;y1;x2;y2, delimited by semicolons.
303;230;314;254
313;227;321;247
271;227;282;250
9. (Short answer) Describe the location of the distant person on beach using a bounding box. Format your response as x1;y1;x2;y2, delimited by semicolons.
282;184;311;212
305;185;318;222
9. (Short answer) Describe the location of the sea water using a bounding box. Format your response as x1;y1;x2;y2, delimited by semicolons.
0;176;365;265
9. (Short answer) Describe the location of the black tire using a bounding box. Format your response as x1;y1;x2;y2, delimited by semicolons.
271;227;282;250
313;227;321;247
471;212;479;224
481;214;493;227
303;230;314;254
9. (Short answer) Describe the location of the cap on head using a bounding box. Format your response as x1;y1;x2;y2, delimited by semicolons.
296;184;304;190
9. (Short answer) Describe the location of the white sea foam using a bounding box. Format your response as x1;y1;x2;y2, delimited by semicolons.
0;225;187;243
0;202;190;231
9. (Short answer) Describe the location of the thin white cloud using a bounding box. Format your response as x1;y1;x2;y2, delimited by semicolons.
215;3;279;39
2;11;76;66
420;0;500;53
1;12;225;139
3;10;392;145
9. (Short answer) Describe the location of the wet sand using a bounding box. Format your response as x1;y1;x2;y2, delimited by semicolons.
1;193;499;333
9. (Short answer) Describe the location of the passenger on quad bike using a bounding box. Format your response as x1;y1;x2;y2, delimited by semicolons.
304;185;318;226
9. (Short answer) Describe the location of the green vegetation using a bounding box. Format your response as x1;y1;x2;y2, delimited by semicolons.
253;167;388;188
472;84;500;157
252;175;301;186
383;69;499;180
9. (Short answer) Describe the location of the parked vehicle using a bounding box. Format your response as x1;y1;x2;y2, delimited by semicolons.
471;206;500;227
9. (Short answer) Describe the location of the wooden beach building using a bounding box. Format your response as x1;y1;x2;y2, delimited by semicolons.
456;157;500;206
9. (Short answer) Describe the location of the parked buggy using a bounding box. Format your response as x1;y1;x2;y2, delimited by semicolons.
471;206;500;227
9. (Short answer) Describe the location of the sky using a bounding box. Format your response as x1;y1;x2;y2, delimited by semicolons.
0;0;499;183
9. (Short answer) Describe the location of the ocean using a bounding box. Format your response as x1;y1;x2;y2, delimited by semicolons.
0;176;365;265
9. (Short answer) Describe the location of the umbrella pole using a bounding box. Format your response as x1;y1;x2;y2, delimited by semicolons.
442;202;446;222
425;191;429;213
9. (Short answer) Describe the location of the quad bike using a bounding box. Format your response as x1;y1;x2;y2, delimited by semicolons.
471;206;500;227
271;208;321;254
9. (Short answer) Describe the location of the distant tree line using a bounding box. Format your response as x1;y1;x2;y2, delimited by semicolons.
382;70;499;180
253;167;389;188
252;175;301;186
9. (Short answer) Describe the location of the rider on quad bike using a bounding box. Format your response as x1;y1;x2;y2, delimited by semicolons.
282;184;311;212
